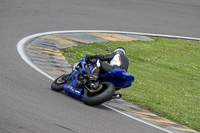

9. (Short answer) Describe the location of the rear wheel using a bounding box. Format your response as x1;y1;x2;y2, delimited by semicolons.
51;73;71;92
83;82;115;106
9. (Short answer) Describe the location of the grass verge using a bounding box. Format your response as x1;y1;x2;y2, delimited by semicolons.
61;37;200;131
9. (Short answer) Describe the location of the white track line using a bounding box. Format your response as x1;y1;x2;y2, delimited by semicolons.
103;104;172;133
17;30;200;133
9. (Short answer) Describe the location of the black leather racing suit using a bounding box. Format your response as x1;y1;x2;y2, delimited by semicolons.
87;53;129;74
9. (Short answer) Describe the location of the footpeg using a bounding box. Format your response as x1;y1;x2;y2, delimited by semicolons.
112;93;121;99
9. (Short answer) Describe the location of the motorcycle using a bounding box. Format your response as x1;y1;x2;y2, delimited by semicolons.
51;58;134;106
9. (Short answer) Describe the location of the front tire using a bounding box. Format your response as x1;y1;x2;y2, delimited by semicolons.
51;74;70;92
83;82;115;106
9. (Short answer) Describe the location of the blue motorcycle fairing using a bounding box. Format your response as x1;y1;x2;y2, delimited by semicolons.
72;58;87;72
100;69;134;89
63;71;83;101
63;58;134;101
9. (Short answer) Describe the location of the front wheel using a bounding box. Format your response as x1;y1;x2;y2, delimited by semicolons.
83;82;115;106
51;73;71;92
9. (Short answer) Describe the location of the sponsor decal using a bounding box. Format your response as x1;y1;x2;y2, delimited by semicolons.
75;90;80;94
68;85;74;91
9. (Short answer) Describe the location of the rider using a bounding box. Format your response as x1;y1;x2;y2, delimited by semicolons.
86;47;129;98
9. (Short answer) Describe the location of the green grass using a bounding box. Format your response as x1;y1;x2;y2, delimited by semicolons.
61;37;200;131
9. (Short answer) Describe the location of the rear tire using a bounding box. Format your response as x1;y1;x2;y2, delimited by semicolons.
51;74;70;92
83;82;115;106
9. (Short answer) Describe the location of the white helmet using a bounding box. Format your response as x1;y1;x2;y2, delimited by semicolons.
113;47;126;56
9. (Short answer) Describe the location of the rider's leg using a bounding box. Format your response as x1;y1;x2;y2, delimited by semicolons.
89;60;114;80
100;61;113;74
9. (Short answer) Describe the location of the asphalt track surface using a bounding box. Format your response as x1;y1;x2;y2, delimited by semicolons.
0;0;200;133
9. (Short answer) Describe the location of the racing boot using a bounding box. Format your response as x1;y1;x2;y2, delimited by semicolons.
88;60;100;81
85;64;96;80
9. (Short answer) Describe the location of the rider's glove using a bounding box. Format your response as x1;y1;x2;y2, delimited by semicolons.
86;55;94;59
